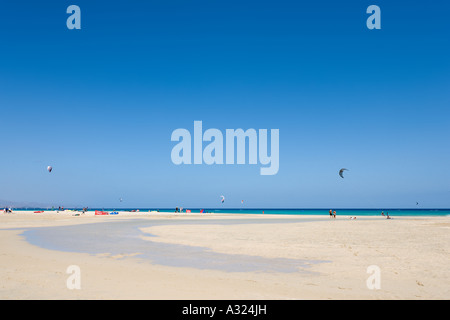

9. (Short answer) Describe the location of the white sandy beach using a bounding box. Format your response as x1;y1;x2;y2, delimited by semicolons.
0;211;449;299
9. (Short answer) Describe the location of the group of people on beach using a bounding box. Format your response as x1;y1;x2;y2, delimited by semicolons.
329;209;336;218
381;211;391;219
2;207;13;213
328;209;392;219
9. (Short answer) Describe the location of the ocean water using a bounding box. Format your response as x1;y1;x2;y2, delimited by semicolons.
201;208;450;216
15;208;450;216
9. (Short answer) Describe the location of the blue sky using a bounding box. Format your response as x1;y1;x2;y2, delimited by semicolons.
1;1;449;208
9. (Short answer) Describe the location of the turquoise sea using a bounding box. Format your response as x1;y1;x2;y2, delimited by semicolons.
203;208;450;216
17;208;450;216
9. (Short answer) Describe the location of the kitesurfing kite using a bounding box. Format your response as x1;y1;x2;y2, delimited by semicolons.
47;166;53;173
339;168;348;178
120;198;123;202
220;195;225;203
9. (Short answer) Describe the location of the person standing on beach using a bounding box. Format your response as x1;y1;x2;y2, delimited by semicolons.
329;210;333;218
333;211;336;218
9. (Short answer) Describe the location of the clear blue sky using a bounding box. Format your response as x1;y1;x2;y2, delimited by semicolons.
1;1;449;208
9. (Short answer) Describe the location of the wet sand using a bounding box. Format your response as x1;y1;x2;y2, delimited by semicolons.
0;211;449;299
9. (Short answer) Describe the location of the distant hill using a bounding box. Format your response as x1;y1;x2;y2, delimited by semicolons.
0;199;55;208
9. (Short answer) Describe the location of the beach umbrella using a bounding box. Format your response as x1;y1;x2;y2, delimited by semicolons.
339;168;348;178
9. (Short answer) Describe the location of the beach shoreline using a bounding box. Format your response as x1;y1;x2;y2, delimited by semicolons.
1;211;449;299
